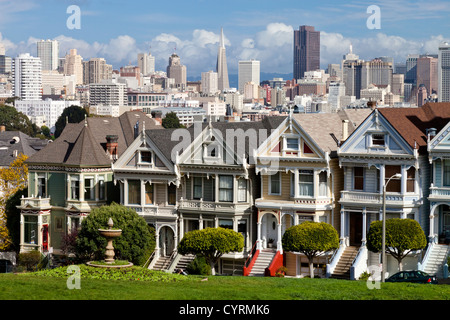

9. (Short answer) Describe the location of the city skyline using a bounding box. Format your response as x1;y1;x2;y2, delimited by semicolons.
0;0;450;78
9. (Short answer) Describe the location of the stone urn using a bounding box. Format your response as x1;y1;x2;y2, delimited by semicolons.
98;218;122;264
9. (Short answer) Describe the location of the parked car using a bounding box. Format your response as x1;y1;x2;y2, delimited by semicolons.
386;270;437;284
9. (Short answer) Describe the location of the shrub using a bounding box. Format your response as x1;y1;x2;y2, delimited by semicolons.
75;203;156;265
275;266;287;277
18;251;42;271
186;255;211;275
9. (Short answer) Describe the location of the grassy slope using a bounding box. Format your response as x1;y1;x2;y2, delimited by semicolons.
1;272;449;300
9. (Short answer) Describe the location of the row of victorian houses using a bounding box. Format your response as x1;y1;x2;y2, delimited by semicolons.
16;102;450;279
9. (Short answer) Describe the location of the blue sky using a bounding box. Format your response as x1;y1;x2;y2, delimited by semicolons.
1;0;449;77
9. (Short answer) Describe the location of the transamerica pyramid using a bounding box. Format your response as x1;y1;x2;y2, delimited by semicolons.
216;27;229;91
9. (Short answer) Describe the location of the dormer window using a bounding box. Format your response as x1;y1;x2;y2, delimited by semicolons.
140;151;153;164
286;138;299;150
371;134;385;147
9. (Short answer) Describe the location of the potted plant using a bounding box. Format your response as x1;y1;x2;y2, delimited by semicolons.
268;238;274;248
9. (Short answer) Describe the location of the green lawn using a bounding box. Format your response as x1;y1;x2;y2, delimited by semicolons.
0;266;449;301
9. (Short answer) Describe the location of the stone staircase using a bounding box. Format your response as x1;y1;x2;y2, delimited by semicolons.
173;254;195;273
151;256;172;271
248;249;276;277
330;246;358;280
423;244;449;278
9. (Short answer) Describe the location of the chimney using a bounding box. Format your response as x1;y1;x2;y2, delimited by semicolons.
426;128;437;141
341;120;349;142
151;111;163;125
106;135;118;161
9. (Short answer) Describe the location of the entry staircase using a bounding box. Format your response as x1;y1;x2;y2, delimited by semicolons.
330;246;358;280
149;252;195;273
422;244;449;278
248;249;276;277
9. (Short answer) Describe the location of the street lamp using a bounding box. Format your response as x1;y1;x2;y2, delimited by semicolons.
381;172;402;282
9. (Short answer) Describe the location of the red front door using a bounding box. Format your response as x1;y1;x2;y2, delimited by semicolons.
42;225;49;251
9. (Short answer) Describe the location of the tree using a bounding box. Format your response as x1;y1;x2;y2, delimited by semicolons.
75;202;155;265
0;105;38;137
177;227;244;275
282;221;339;278
162;112;184;129
0;153;28;251
54;105;88;138
367;218;427;272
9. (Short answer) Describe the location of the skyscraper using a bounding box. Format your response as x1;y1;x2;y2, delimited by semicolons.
138;51;155;76
216;28;229;91
37;39;59;71
293;25;320;80
64;49;83;85
238;60;260;93
13;53;42;100
416;55;438;95
167;53;187;90
438;42;450;102
82;58;113;84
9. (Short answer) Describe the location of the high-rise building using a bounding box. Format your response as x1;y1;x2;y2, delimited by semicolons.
89;80;126;106
405;54;419;85
83;58;112;85
201;70;219;95
216;28;229;91
417;84;427;107
392;73;405;99
137;52;155;76
64;49;83;85
0;55;12;75
12;53;42;100
167;53;187;90
416;56;438;95
37;39;59;71
293;25;320;80
439;42;450;102
238;60;260;93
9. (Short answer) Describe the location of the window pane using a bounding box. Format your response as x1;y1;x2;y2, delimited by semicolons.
24;216;38;244
140;151;152;163
84;177;94;200
319;171;327;196
444;160;450;186
37;174;46;197
407;167;415;192
145;183;153;205
270;172;280;194
71;176;79;200
193;177;202;199
219;176;233;202
128;180;141;204
219;219;233;229
286;138;298;150
354;167;364;190
99;177;105;200
299;170;313;196
168;184;176;205
238;178;247;202
372;134;385;146
385;165;401;192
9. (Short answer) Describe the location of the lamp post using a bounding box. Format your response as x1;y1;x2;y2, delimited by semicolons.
381;173;402;282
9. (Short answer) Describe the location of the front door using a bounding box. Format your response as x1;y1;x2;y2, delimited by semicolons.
159;226;175;257
42;225;49;251
350;213;362;246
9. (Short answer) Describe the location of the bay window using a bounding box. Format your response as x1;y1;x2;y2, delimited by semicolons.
145;183;153;205
84;176;95;200
24;215;38;244
444;160;450;186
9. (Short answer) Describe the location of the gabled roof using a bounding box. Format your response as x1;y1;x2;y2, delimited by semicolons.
378;102;450;153
26;111;161;167
293;109;371;154
145;117;287;164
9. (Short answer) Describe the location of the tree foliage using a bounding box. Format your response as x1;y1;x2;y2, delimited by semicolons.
0;153;28;251
177;227;244;275
366;218;427;271
75;202;156;265
54;105;88;138
0;105;38;137
162;112;184;129
282;221;339;278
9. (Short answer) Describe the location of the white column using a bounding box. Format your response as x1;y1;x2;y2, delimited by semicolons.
199;214;203;230
215;174;219;203
362;208;367;244
256;212;262;250
401;166;407;194
37;214;43;252
340;208;345;241
124;180;128;205
294;169;299;197
277;220;282;253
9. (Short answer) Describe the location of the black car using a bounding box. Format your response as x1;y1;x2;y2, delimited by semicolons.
386;270;438;284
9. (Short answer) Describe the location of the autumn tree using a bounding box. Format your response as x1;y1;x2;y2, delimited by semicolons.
0;153;28;251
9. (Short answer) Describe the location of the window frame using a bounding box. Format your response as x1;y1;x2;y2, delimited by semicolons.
219;175;233;202
269;172;281;195
298;170;314;197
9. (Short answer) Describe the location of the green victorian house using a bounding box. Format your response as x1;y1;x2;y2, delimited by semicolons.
18;111;161;254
